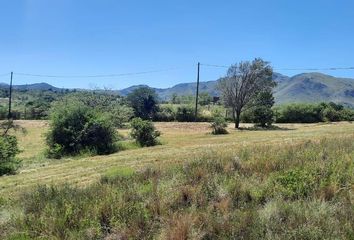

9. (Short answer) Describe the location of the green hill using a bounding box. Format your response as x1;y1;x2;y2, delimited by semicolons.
119;72;354;107
274;73;354;107
1;72;354;107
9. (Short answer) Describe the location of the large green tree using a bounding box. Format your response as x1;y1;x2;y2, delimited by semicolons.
218;58;275;128
127;87;159;120
251;90;275;127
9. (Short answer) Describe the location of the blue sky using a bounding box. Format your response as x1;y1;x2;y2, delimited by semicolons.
0;0;354;89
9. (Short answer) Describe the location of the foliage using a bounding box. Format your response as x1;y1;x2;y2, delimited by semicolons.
218;58;275;128
210;116;228;134
175;105;195;122
127;87;159;120
274;102;354;123
130;118;160;147
198;92;213;106
249;91;275;127
0;89;70;120
0;135;20;176
46;101;118;158
0;120;23;176
2;136;354;239
169;94;194;105
107;104;134;128
154;104;176;122
273;168;320;199
61;92;134;128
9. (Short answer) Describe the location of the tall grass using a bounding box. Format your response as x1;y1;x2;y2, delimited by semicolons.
1;136;353;239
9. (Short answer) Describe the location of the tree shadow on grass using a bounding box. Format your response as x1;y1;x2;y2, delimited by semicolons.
237;125;295;131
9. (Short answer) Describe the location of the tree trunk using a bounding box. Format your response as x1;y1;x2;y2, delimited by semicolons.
235;111;240;129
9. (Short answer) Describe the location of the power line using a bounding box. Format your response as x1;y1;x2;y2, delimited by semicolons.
277;67;354;71
14;67;184;79
201;63;354;71
200;63;229;68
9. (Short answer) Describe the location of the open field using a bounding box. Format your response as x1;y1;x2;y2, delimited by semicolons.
0;120;353;197
1;120;354;239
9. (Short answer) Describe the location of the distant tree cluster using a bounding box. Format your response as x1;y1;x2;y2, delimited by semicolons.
46;90;161;159
274;102;354;123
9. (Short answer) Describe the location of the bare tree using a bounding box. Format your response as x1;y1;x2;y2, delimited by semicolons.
218;58;275;128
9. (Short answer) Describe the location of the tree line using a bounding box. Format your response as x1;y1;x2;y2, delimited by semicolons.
2;58;354;175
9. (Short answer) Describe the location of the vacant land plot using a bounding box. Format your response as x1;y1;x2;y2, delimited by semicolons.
0;121;353;198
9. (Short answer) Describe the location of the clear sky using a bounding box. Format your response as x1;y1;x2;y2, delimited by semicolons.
0;0;354;89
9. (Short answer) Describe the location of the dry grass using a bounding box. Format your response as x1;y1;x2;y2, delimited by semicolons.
1;120;353;198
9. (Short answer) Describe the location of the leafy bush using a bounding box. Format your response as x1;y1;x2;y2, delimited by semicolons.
273;168;320;199
46;102;118;158
274;103;323;123
106;104;134;128
0;135;21;176
341;109;354;121
210;116;228;134
61;92;134;128
130;118;160;147
274;102;354;123
251;91;275;127
154;104;176;122
176;105;195;122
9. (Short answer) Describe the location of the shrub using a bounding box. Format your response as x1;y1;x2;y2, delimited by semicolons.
176;105;195;122
108;104;134;128
211;116;228;135
154;105;176;122
274;103;323;123
61;92;134;128
46;102;118;158
273;168;320;199
0;135;21;176
274;102;354;123
341;109;354;121
130;118;160;147
249;91;275;127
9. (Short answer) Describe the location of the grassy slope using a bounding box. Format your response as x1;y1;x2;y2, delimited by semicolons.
1;121;353;239
1;121;354;198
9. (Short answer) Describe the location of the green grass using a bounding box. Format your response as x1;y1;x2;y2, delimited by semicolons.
0;121;353;197
1;134;353;239
0;120;354;239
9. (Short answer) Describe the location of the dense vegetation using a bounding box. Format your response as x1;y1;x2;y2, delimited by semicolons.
1;135;353;239
1;86;354;126
130;118;160;147
46;98;119;158
0;121;22;176
0;135;20;176
274;102;354;123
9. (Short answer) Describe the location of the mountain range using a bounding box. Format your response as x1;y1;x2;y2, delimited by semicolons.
119;72;354;107
1;72;354;107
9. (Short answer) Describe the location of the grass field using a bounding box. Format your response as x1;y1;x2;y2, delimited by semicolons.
1;120;354;197
1;120;354;239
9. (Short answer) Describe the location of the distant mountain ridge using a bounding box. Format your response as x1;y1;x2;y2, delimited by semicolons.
1;72;354;107
0;82;61;91
118;72;354;107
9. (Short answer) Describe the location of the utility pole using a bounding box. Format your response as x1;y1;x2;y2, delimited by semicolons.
195;62;200;122
8;72;13;119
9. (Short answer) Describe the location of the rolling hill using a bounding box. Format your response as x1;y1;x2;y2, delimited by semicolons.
119;72;354;107
0;82;61;91
273;73;354;107
1;72;354;107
